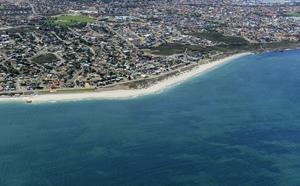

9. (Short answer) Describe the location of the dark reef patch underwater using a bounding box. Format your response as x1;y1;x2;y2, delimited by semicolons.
1;50;300;186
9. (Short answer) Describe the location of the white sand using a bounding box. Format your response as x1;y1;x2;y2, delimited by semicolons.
0;52;252;103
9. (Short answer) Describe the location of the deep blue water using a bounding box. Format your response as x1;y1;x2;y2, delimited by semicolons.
1;50;300;186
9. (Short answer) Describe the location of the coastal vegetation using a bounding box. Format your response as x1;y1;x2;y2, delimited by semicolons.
149;44;194;56
38;87;96;95
149;41;300;56
148;29;300;56
148;31;250;55
187;31;249;45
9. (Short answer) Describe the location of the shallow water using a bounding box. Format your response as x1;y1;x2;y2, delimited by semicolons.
1;50;300;186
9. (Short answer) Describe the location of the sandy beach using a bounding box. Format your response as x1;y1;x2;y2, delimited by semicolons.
0;52;252;103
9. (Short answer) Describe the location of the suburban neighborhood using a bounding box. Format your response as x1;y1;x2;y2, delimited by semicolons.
0;0;299;95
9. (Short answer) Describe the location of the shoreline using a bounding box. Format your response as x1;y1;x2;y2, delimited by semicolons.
0;52;252;104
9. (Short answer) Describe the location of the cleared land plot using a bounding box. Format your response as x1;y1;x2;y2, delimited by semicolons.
44;15;95;27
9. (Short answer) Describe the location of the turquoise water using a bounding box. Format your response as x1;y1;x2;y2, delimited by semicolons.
1;50;300;186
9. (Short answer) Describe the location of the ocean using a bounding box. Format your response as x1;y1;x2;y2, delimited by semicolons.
1;49;300;186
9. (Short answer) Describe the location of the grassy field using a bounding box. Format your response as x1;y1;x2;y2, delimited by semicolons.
32;53;58;64
44;15;95;27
